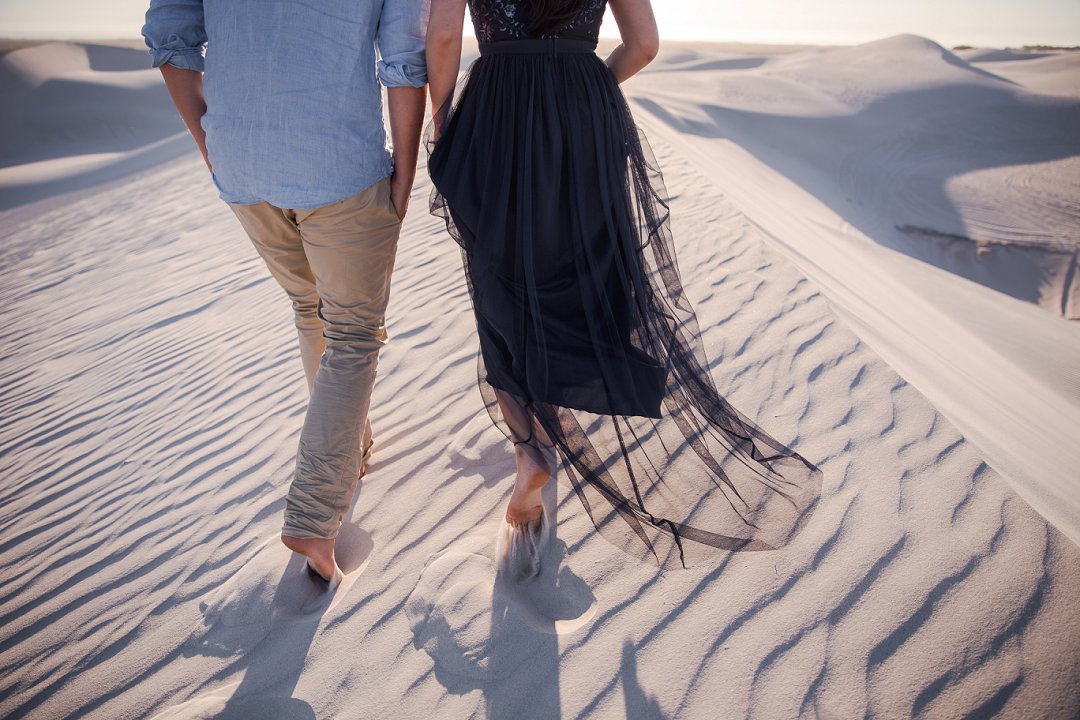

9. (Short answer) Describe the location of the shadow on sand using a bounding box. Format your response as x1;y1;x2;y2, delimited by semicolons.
154;503;374;719
406;478;598;720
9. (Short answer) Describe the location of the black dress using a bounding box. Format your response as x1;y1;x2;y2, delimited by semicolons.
427;0;822;568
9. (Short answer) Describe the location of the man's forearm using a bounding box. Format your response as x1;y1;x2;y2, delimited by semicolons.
386;85;427;218
159;63;209;168
387;85;427;184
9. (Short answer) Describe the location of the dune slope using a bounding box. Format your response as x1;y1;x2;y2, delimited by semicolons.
629;34;1080;550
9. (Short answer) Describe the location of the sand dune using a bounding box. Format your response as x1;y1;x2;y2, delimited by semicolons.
640;35;1080;307
959;47;1080;97
627;34;1080;554
0;42;187;210
1;37;1079;719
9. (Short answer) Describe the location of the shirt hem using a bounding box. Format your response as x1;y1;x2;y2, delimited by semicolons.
218;173;393;211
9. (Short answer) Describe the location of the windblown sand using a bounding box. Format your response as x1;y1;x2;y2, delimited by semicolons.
1;37;1078;719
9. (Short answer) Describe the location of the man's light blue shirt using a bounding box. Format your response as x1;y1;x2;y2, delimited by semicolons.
142;0;428;210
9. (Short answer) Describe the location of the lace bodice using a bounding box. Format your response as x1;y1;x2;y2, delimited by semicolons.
469;0;607;43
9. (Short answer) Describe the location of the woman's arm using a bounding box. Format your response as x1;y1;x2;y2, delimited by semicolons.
605;0;659;83
427;0;468;136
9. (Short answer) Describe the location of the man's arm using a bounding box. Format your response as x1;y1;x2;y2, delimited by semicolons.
160;64;209;170
142;0;210;169
376;0;430;220
386;86;427;220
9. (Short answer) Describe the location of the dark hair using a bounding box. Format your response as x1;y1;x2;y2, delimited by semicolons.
526;0;590;36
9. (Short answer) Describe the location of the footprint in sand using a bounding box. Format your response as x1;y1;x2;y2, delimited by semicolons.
404;488;597;680
447;413;511;471
186;526;375;656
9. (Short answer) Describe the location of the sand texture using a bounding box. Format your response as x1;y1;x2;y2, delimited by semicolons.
1;37;1079;719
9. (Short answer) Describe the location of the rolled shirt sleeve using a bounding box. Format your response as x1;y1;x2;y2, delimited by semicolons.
141;0;207;72
375;0;429;87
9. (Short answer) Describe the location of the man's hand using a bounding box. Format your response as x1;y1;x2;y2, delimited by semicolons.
386;85;427;221
390;166;414;220
159;63;210;171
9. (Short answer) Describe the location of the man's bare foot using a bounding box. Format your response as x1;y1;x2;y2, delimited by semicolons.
281;535;337;583
505;443;552;532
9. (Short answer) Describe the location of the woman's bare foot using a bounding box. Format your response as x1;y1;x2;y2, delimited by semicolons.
505;443;552;532
281;535;338;583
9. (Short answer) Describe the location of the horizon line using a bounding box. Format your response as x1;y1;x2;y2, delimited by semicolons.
1;30;1078;52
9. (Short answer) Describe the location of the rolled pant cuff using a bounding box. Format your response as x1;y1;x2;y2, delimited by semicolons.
282;516;340;540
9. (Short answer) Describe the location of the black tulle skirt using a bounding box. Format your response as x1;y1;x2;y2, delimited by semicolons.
427;38;822;568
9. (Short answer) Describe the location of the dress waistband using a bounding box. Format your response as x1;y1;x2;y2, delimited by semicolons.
478;38;598;56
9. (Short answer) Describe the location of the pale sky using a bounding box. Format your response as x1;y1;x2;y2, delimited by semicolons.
1;0;1078;48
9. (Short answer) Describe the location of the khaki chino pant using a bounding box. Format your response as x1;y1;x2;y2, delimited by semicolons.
229;177;401;539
